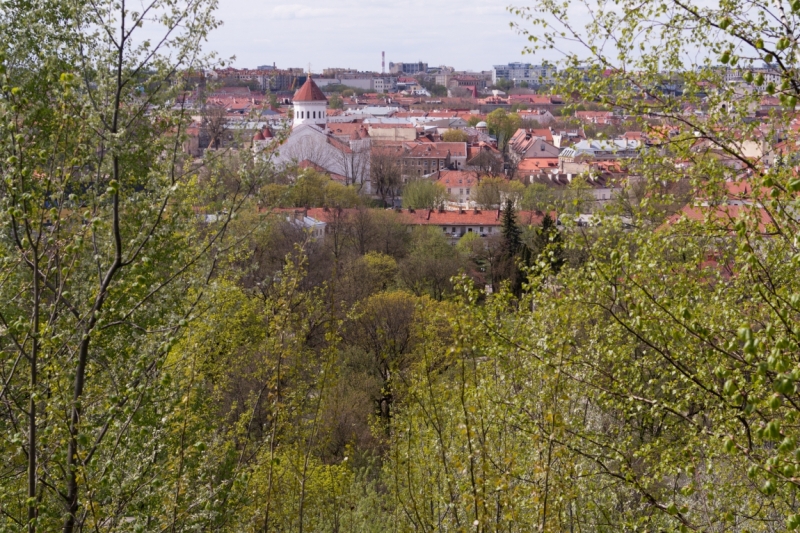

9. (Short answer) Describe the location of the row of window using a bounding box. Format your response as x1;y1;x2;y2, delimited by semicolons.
298;110;321;119
405;159;446;166
446;188;470;195
442;226;493;234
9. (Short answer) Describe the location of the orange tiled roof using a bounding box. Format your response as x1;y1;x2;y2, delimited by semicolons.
436;170;480;187
293;77;327;102
273;207;550;227
517;159;560;171
406;142;467;158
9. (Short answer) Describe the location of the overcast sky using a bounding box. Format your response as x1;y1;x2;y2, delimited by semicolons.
206;1;551;72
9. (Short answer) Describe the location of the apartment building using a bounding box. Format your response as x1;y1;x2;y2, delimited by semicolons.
492;62;558;86
389;61;428;75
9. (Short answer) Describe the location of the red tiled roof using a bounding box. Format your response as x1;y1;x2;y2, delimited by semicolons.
406;142;467;158
293;77;328;102
272;207;549;227
517;159;560;171
398;208;548;227
508;94;557;105
467;144;501;161
436;170;480;187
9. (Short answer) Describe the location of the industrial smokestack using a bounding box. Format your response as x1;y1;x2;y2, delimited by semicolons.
382;51;385;74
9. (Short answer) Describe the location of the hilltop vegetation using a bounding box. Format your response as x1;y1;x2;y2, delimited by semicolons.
3;0;800;531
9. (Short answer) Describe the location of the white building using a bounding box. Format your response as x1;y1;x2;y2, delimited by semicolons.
292;77;328;129
492;62;557;86
256;76;373;193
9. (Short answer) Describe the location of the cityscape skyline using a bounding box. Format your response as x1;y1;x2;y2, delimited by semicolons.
206;0;556;71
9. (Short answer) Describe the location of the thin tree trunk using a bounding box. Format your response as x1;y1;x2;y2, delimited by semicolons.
28;250;39;533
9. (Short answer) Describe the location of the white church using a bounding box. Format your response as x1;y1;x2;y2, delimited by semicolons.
254;77;372;194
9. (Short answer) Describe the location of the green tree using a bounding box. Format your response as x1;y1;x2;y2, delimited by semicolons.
499;199;531;295
561;175;595;214
347;291;419;422
398;227;464;299
526;213;563;273
441;129;470;143
501;200;522;256
401;180;447;210
0;0;246;529
492;78;514;91
328;94;344;110
430;84;448;97
475;177;506;209
485;108;522;151
522;182;558;212
504;179;526;206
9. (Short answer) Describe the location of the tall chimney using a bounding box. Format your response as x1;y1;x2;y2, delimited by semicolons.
382;51;385;74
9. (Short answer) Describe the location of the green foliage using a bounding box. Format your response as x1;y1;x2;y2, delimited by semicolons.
398;227;464;299
492;78;514;91
360;251;398;291
8;0;800;530
401;180;447;210
441;129;470;143
261;169;361;208
522;182;558;211
328;94;344;109
456;231;481;255
430;84;448;97
501;200;522;255
475;176;508;208
486;108;522;151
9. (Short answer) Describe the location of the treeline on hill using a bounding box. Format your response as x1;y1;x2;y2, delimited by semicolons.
3;0;800;532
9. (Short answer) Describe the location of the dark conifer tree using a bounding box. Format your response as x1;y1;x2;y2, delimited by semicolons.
501;199;521;256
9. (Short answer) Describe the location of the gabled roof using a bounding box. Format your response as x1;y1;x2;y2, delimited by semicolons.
436;170;481;187
293;77;328;103
405;142;467;158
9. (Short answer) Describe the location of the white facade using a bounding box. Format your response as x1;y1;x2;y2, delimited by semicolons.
293;99;327;129
492;62;557;86
268;124;373;194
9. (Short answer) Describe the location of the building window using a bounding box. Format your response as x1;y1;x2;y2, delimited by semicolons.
312;111;316;118
468;228;473;232
452;227;456;232
442;227;447;232
459;189;463;195
488;227;492;233
447;188;451;194
479;227;483;232
466;188;470;195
